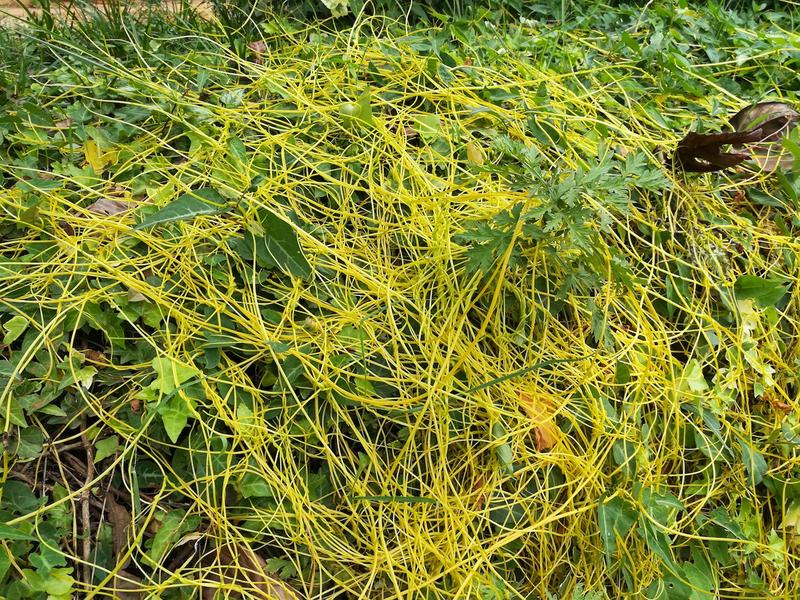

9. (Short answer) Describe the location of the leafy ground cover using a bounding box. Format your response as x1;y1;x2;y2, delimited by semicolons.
1;1;800;598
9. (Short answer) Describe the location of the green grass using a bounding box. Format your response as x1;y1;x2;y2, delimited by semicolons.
1;1;800;599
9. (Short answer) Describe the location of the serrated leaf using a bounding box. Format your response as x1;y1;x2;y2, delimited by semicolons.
133;188;225;230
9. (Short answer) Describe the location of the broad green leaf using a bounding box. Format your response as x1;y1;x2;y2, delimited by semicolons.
1;480;39;514
157;395;192;443
733;275;788;307
22;567;74;597
640;487;684;527
238;473;274;498
0;523;36;541
133;188;225;230
228;136;248;168
146;510;197;564
637;518;677;571
94;435;119;463
598;495;637;562
29;543;67;576
2;315;28;345
237;210;312;278
151;357;200;394
414;114;441;142
11;427;44;460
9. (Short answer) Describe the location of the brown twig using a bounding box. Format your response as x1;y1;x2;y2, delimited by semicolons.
80;418;95;587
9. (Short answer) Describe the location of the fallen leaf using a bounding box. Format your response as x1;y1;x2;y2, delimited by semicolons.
672;129;764;172
248;41;267;64
729;102;799;171
729;102;799;142
86;198;136;217
519;392;560;451
203;543;300;600
672;102;799;173
107;494;132;562
82;349;107;364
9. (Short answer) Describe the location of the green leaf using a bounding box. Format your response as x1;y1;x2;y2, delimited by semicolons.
598;495;637;562
133;188;225;230
0;523;36;541
414;114;442;142
157;395;192;443
2;315;28;345
23;567;74;597
640;487;684;527
238;473;273;498
227;136;248;168
733;275;788;307
151;357;200;394
29;543;67;576
11;426;44;460
683;359;709;393
93;435;119;463
739;440;768;486
492;422;514;475
243;210;312;278
1;480;39;514
146;510;192;564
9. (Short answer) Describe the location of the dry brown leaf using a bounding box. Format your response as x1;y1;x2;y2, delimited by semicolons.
82;349;107;364
107;494;132;563
86;198;136;217
672;102;799;173
203;543;300;600
249;41;267;64
519;392;560;451
111;570;145;600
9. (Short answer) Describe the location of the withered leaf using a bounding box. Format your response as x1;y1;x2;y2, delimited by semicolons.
730;102;799;171
86;198;136;217
729;102;799;143
672;129;764;173
672;102;799;173
519;392;560;451
202;543;300;600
